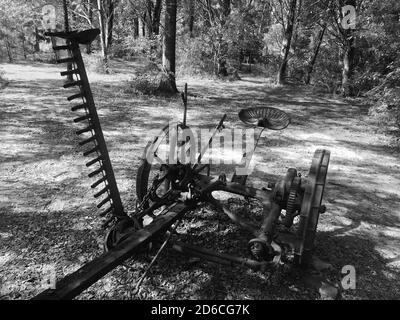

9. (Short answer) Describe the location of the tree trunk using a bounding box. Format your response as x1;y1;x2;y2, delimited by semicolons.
304;24;326;85
133;17;139;38
217;40;228;76
139;17;146;37
34;27;40;52
50;31;59;61
258;1;270;34
63;0;74;82
86;0;93;54
161;0;177;93
277;0;297;84
216;0;231;77
22;37;27;59
97;0;109;73
340;0;356;97
63;0;69;31
341;36;355;96
188;9;194;37
152;0;162;35
5;39;13;62
183;0;194;37
104;0;115;48
222;0;231;17
145;1;153;37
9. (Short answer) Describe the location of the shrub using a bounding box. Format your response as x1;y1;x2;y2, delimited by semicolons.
111;35;162;62
309;46;342;94
176;35;215;77
82;53;108;74
353;70;381;96
123;65;163;95
367;63;400;130
28;52;56;64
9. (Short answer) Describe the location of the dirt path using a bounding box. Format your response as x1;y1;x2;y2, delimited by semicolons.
1;61;399;300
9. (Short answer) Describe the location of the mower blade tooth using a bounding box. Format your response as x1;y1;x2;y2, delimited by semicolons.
74;114;91;123
79;135;97;146
85;155;102;167
97;196;111;208
99;206;113;217
56;57;75;64
53;45;70;51
76;126;93;135
91;176;107;189
67;92;84;101
94;186;108;198
71;103;88;111
63;80;83;89
83;146;99;156
61;69;79;76
88;166;104;178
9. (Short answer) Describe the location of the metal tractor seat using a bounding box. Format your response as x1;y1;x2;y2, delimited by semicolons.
238;106;291;130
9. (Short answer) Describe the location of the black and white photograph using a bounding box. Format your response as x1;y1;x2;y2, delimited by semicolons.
0;0;399;305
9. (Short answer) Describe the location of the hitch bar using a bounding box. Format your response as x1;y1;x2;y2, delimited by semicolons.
32;203;193;300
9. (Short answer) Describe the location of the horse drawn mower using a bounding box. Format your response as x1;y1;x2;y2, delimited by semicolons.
33;29;330;299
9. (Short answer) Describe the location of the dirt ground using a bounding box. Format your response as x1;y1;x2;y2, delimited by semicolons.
0;60;399;300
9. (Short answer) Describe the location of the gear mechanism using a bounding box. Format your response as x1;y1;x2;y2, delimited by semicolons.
283;176;301;228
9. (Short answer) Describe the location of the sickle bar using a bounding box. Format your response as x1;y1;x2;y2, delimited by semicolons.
47;29;126;225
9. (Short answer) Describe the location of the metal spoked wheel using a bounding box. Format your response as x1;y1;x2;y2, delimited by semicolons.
294;149;330;266
136;122;192;222
105;122;190;252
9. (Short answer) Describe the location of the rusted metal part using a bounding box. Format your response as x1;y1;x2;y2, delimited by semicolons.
283;176;302;227
238;107;291;130
181;83;188;127
194;174;273;202
171;241;280;271
33;203;193;300
232;107;291;185
206;196;259;236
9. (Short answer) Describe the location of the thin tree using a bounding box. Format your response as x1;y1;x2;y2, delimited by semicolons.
63;0;74;82
327;0;357;96
160;0;178;93
217;0;231;76
97;0;109;73
304;23;326;84
183;0;194;37
104;0;116;48
152;0;162;35
340;0;356;96
202;0;231;76
277;0;297;84
86;0;94;53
